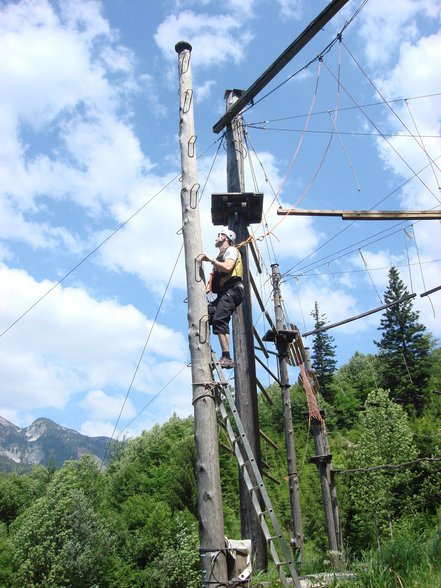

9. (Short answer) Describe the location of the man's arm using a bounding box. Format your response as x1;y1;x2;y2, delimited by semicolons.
200;254;235;273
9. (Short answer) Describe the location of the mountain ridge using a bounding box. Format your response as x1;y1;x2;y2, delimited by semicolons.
0;416;111;471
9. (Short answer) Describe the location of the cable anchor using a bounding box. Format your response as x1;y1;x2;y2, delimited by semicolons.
190;182;200;208
178;49;191;76
188;134;197;158
198;313;210;344
183;88;193;113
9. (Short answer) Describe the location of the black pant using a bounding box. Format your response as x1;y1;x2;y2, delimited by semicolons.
208;281;244;335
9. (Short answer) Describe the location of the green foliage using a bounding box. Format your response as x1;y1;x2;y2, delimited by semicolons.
109;509;200;588
142;510;200;588
344;389;418;550
107;415;197;514
8;457;116;587
104;414;201;586
311;301;337;400
333;351;378;397
0;465;50;526
218;445;240;538
375;267;432;414
122;495;174;565
1;343;441;587
0;522;14;585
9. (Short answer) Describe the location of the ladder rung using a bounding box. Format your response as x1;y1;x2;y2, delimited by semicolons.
248;482;263;492
240;458;256;469
248;480;264;491
267;534;284;542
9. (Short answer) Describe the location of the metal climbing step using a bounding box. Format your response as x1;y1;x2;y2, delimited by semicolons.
211;352;301;588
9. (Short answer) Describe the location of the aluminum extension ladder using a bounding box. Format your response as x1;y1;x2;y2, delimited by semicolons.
211;352;301;588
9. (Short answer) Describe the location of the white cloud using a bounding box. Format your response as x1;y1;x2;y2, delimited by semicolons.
196;79;216;102
80;420;116;437
282;273;364;335
173;0;257;18
80;389;136;420
372;33;441;206
0;0;148;229
351;249;405;292
0;264;188;417
154;11;253;69
61;114;154;213
225;0;256;18
359;0;440;68
277;0;303;21
0;1;111;127
344;2;441;344
253;148;324;259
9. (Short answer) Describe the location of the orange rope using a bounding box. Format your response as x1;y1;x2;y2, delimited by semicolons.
264;60;322;217
264;40;344;239
298;363;323;423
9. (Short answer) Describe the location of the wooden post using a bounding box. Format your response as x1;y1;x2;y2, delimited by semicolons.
225;90;267;571
175;42;228;587
303;348;343;567
270;264;304;557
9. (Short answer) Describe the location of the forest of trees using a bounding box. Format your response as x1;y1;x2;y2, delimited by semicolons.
0;267;440;587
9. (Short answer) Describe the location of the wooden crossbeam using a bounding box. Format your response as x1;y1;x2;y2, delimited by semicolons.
212;0;351;133
277;208;441;220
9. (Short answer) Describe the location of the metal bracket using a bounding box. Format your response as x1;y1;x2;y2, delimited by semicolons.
211;192;263;226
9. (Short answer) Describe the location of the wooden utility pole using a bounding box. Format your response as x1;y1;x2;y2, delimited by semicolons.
225;90;267;571
175;42;228;587
270;264;304;557
303;348;343;567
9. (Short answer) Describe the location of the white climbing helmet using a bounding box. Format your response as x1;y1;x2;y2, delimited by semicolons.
220;227;236;244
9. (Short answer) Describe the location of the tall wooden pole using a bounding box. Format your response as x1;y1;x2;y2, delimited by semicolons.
226;90;267;571
271;264;304;557
175;42;228;587
303;349;342;567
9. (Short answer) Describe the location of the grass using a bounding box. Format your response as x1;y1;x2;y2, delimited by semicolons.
249;520;441;587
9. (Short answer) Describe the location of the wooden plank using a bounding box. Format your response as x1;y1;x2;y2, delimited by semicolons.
255;346;278;357
256;377;273;405
254;327;269;359
260;429;279;450
263;470;281;485
249;239;263;274
255;355;281;386
303;293;417;336
277;208;441;220
421;284;441;297
250;272;266;312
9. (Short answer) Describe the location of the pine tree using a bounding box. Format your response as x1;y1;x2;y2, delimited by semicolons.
374;266;431;414
311;301;337;400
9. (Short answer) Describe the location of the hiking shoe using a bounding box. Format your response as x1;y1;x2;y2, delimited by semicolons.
219;356;235;369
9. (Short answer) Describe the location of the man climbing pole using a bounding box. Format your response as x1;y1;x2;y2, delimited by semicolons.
201;228;244;368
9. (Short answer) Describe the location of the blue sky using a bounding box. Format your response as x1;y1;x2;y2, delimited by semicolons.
0;0;440;438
